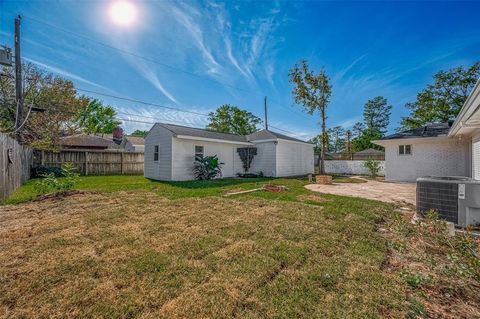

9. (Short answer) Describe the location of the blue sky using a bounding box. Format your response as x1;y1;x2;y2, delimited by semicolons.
1;0;479;139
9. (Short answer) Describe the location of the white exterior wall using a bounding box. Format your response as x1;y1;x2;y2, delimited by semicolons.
275;140;314;177
171;138;245;181
132;144;145;152
473;132;480;180
144;125;173;180
249;141;277;176
325;160;385;176
383;138;469;182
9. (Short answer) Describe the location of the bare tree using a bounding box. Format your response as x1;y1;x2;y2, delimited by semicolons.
289;60;332;174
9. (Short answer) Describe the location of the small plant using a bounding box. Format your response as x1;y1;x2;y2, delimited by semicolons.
34;163;80;195
400;271;428;288
192;155;224;180
364;158;381;178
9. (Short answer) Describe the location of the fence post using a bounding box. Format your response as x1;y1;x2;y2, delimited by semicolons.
41;150;45;165
121;152;124;175
85;151;88;176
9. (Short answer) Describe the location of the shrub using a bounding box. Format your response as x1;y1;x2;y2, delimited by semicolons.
192;155;224;180
32;165;66;178
364;158;381;178
34;163;80;195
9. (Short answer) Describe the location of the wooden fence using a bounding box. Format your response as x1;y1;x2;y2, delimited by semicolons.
34;150;144;176
1;133;33;200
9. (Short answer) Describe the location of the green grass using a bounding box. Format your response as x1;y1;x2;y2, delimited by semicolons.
0;180;405;318
3;175;313;205
3;175;366;205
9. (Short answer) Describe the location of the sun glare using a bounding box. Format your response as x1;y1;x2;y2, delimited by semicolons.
109;1;137;26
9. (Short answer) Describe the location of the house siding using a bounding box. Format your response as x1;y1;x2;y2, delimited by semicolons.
473;132;480;180
249;141;277;177
383;138;469;182
171;138;245;181
275;140;314;177
144;125;173;180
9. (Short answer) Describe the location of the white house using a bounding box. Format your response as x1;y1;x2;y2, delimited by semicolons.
144;123;314;181
120;136;145;152
374;79;480;182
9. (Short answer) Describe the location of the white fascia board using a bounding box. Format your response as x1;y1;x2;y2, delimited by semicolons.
276;138;312;145
175;135;254;146
251;139;277;143
252;138;311;145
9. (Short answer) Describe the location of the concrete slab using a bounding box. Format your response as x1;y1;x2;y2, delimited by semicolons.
305;178;416;205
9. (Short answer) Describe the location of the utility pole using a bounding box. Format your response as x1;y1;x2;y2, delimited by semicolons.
264;96;268;130
346;130;352;160
14;15;22;130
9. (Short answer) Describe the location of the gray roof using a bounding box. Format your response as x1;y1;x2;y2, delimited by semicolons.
125;136;145;145
154;123;309;144
157;123;249;143
247;129;310;143
60;134;118;148
380;122;453;140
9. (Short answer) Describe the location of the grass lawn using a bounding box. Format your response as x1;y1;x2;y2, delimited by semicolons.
1;175;479;318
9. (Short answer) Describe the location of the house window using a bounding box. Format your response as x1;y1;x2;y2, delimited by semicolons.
195;145;204;159
154;145;159;161
399;144;412;155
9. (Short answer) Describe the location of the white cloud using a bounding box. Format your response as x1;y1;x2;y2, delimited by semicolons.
170;3;220;74
24;57;110;91
130;61;179;105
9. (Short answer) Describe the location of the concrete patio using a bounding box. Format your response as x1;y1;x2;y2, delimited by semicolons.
305;178;416;205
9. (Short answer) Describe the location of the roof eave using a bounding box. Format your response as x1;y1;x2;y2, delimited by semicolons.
175;134;253;146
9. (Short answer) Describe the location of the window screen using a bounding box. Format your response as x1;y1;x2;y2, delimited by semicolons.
399;145;411;155
405;145;412;155
154;145;159;161
195;145;204;159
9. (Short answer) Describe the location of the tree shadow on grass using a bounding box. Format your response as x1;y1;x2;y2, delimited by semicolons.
147;177;276;189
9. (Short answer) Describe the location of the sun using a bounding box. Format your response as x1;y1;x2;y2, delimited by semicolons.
109;1;137;26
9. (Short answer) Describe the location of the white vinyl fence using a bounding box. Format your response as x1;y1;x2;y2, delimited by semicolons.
324;160;385;176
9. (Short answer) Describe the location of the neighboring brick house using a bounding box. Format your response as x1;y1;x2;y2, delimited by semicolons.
374;79;480;182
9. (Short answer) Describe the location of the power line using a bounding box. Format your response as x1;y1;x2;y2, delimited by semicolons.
76;89;303;137
19;13;313;122
77;88;210;117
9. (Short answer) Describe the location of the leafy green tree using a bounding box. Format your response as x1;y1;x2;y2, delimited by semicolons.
289;60;332;174
0;63;88;149
130;130;148;137
351;129;383;152
352;122;365;138
76;99;121;136
400;62;480;129
363;96;392;135
309;133;331;154
206;104;262;135
327;126;346;153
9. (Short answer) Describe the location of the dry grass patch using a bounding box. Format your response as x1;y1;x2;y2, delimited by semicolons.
383;212;480;318
0;190;403;318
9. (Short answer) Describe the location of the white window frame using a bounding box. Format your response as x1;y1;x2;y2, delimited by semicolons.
398;144;412;155
153;145;159;161
194;145;204;159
